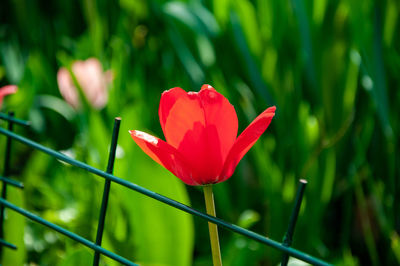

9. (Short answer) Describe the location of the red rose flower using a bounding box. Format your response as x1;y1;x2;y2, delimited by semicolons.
129;85;276;185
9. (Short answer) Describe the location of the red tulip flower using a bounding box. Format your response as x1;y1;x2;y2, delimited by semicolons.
129;85;276;186
0;85;17;108
130;84;275;265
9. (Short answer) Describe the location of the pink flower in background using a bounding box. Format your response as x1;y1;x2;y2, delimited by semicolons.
0;85;17;108
57;58;113;109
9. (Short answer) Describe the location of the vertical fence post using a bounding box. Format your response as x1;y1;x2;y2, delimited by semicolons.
93;117;121;266
281;179;307;266
0;111;15;258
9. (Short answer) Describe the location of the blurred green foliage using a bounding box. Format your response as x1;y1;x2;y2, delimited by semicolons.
0;0;399;265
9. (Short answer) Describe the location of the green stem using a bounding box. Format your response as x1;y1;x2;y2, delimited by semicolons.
203;184;222;266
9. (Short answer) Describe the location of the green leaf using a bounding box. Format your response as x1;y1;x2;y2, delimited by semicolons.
233;0;262;57
59;247;92;266
112;107;194;266
320;149;336;203
2;187;26;266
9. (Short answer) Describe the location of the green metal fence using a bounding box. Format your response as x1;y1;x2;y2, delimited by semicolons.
0;111;331;266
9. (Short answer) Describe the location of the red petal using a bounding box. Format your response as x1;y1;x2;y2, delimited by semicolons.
160;85;238;184
198;85;238;160
0;85;17;107
129;130;199;185
159;87;188;135
0;85;18;96
219;106;276;182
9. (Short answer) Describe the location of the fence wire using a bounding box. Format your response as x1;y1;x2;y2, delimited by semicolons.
0;112;331;266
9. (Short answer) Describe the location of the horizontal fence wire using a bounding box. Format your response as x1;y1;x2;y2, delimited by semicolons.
0;126;330;266
0;176;24;189
0;115;331;266
0;113;30;127
0;239;16;250
0;198;137;266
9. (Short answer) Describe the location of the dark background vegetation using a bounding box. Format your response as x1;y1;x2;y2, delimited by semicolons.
0;0;399;265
